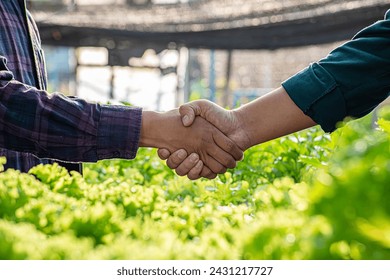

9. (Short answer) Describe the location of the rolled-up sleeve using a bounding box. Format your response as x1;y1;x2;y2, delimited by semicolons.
282;10;390;132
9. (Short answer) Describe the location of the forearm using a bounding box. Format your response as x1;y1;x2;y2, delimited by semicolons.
0;76;142;162
235;87;316;148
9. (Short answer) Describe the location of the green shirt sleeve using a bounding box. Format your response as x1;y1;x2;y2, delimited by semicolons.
282;10;390;132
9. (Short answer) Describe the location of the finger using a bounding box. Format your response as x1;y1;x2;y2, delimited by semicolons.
187;160;204;180
200;166;217;179
179;100;212;127
166;149;188;169
213;131;244;161
204;133;238;169
157;148;171;160
179;104;197;127
207;146;237;169
202;154;227;174
175;153;200;176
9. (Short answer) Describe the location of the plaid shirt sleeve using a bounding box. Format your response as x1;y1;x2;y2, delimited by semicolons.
0;56;142;162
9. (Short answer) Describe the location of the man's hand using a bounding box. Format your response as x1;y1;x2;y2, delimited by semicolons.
158;148;217;179
157;100;251;179
158;88;317;179
140;109;243;177
179;100;251;150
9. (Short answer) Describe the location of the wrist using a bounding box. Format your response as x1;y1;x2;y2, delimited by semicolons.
139;110;181;149
139;111;162;148
231;109;253;150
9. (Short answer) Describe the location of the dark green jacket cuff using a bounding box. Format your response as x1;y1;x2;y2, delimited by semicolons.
282;63;346;132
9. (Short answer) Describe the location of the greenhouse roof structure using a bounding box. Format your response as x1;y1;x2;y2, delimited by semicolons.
32;0;390;50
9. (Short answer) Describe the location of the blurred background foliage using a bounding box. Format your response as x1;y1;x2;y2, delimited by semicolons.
0;108;389;259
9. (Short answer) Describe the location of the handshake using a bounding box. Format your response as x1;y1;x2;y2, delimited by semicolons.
139;100;251;180
139;87;317;180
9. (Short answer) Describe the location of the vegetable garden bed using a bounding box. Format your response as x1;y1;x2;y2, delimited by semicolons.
1;110;389;259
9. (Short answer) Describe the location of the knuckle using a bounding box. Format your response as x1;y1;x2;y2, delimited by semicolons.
225;140;235;151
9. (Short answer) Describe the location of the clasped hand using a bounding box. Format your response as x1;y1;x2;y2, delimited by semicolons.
154;100;252;180
149;88;317;179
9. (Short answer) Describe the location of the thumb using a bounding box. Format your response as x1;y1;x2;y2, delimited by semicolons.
179;100;212;127
179;103;197;127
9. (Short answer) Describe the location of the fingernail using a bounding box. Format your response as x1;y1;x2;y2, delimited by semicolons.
178;150;186;159
196;160;203;169
182;115;189;126
190;153;199;162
